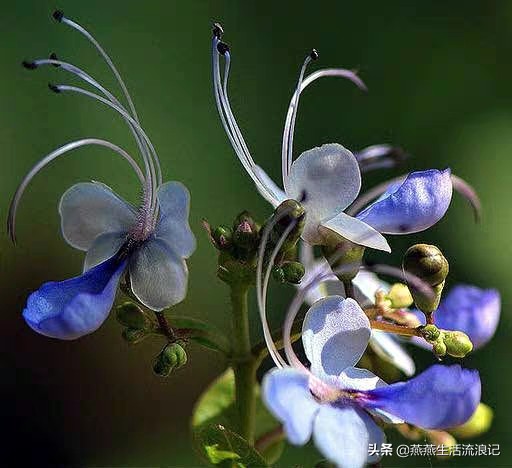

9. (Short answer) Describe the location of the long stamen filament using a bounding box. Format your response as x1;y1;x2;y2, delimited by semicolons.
7;138;145;243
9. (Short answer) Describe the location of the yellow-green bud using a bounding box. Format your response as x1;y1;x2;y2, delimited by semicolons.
449;403;493;439
420;324;441;342
320;230;365;281
403;244;449;315
116;302;150;330
427;430;456;456
232;211;259;250
269;199;306;252
443;330;473;358
432;338;447;358
280;261;305;284
153;343;188;377
212;225;232;250
386;283;414;309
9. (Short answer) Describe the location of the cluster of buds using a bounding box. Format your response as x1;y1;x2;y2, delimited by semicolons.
205;200;306;286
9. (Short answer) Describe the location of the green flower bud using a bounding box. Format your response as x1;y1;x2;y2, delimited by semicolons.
450;403;493;439
269;199;306;252
420;324;441;342
432;338;447;358
212;225;233;250
122;327;148;344
443;330;473;358
272;266;285;283
386;283;414;309
320;230;365;281
232;211;259;250
280;261;305;284
403;244;449;315
153;343;188;377
116;302;150;330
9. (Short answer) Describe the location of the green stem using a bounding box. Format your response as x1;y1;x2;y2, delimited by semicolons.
230;282;257;443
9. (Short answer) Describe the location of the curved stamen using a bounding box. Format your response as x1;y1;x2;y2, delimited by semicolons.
26;58;154;194
282;50;317;191
49;84;162;221
256;211;298;368
355;144;407;173
450;174;481;222
282;66;367;188
8;138;145;244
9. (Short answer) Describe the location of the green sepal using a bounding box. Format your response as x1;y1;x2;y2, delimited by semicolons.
116;302;151;330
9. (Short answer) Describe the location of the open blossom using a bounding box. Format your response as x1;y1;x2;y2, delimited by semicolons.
9;12;195;340
262;295;481;468
211;25;457;253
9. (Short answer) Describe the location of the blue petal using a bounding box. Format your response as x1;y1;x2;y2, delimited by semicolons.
154;181;196;258
302;296;371;378
23;255;127;340
59;182;136;250
128;238;188;311
413;285;500;349
313;405;384;468
356;169;453;234
262;368;320;445
360;364;480;429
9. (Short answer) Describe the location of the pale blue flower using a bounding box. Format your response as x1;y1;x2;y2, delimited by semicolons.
10;12;196;339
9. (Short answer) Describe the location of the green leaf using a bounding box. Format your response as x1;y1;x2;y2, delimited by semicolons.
200;424;267;467
192;369;281;466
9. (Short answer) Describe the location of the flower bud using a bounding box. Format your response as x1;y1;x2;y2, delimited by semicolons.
269;199;306;252
232;211;259;250
432;338;447;358
153;342;188;377
280;261;305;284
449;403;493;439
443;330;473;358
212;225;233;250
427;430;456;456
420;324;441;342
116;302;150;330
386;283;413;309
403;244;449;315
320;230;365;281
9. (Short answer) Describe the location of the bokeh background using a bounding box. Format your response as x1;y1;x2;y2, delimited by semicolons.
1;0;510;466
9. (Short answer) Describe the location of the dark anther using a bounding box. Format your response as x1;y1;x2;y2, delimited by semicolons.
52;10;64;22
310;48;319;60
217;41;230;56
48;83;61;93
22;60;37;70
49;52;61;67
299;190;308;203
212;22;224;39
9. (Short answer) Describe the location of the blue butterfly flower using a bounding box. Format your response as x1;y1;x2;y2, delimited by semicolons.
9;12;196;340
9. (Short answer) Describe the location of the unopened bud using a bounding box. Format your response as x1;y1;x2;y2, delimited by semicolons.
427;430;456;456
232;211;259;249
432;338;447;358
386;283;413;309
153;342;188;377
443;330;473;358
420;324;441;342
280;261;305;284
450;403;493;439
321;230;365;281
116;302;150;330
403;244;449;315
269;199;306;252
212;225;233;250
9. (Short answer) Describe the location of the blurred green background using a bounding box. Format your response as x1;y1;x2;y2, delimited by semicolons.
1;0;510;466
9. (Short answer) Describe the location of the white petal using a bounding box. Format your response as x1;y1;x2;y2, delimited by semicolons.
287;143;361;221
302;296;370;378
320;211;391;252
83;231;127;271
254;166;287;207
129;238;188;311
336;366;387;391
370;330;416;377
59;182;136;251
313;405;383;468
154;182;196;258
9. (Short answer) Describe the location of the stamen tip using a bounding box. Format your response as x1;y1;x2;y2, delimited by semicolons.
217;41;230;56
212;22;224;39
310;48;319;60
52;10;64;22
48;82;61;93
22;60;37;70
